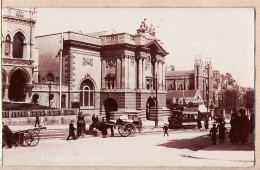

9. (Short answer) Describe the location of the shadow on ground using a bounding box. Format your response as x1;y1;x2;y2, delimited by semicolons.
157;134;254;151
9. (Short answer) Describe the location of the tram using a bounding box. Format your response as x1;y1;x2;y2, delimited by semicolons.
168;106;199;129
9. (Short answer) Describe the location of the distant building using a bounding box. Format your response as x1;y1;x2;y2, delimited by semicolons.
165;58;216;107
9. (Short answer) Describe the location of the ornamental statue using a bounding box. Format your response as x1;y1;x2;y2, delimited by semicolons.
137;18;149;33
149;24;156;36
137;18;156;36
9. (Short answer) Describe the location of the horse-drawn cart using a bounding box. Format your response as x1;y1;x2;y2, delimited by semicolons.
90;115;142;137
3;127;47;147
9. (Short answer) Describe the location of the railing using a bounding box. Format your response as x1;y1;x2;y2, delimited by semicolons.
2;109;78;118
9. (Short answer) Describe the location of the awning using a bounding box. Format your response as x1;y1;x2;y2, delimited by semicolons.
198;105;208;113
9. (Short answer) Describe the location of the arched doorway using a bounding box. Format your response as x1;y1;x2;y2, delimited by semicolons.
146;97;156;120
104;98;118;121
9;70;27;101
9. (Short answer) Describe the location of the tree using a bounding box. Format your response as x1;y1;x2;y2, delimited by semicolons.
244;90;255;111
223;89;239;113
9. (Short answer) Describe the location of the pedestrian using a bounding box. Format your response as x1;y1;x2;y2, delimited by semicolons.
238;109;249;144
163;123;169;136
204;119;209;130
209;124;218;145
217;121;227;144
66;120;76;140
92;114;95;123
110;125;114;137
34;113;40;127
95;115;99;123
101;117;107;138
40;116;45;126
229;112;239;144
2;123;13;148
249;112;255;135
197;118;202;129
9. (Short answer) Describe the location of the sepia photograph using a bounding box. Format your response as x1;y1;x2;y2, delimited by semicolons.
1;8;255;167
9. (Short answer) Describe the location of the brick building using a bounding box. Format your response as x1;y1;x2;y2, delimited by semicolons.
165;58;216;107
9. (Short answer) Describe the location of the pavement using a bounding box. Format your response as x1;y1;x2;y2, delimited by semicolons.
3;120;254;167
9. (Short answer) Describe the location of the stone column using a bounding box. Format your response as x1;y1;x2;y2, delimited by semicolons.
142;58;146;89
158;61;162;89
116;57;121;88
3;83;9;102
138;57;142;89
162;62;165;90
154;59;158;89
101;59;106;89
10;42;13;58
121;55;126;88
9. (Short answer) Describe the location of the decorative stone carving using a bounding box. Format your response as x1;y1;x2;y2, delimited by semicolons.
82;58;93;66
85;74;91;79
130;56;135;65
2;58;34;65
106;59;116;68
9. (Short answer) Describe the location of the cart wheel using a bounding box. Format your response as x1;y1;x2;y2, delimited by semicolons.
29;131;40;146
128;123;137;136
123;124;132;137
118;125;130;137
20;132;32;146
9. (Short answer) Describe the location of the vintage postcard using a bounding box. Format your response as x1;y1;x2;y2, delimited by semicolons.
1;7;255;167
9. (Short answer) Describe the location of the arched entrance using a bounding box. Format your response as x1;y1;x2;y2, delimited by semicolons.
104;98;118;121
146;97;156;120
9;70;27;101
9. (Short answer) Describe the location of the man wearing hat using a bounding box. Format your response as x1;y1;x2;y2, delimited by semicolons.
66;120;76;140
238;108;249;144
34;113;40;127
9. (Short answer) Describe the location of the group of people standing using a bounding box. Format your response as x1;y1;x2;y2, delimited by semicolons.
229;109;254;145
209;109;254;145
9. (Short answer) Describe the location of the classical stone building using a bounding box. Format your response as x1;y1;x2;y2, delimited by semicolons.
2;9;170;121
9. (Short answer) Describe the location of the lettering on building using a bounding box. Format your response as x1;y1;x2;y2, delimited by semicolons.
16;10;24;18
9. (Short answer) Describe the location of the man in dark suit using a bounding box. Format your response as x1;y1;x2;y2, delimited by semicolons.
35;113;40;127
3;123;13;148
66;120;76;140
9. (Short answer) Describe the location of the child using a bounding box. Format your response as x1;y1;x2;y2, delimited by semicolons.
163;123;169;136
209;124;218;145
204;119;209;130
218;121;227;144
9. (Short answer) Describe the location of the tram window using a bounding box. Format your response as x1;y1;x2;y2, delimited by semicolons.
191;114;195;120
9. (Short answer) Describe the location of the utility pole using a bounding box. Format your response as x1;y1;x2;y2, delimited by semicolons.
59;33;63;109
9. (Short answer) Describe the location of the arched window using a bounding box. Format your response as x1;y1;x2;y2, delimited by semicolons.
80;80;95;107
32;94;39;104
13;32;25;59
46;73;54;83
5;35;11;55
61;95;66;108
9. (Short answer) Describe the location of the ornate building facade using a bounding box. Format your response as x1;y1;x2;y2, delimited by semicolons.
2;8;38;103
2;9;169;120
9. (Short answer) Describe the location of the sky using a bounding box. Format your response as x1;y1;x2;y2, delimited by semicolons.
34;8;255;88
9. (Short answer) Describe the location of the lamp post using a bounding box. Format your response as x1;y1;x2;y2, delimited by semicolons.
155;73;158;128
59;33;63;109
153;73;166;128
